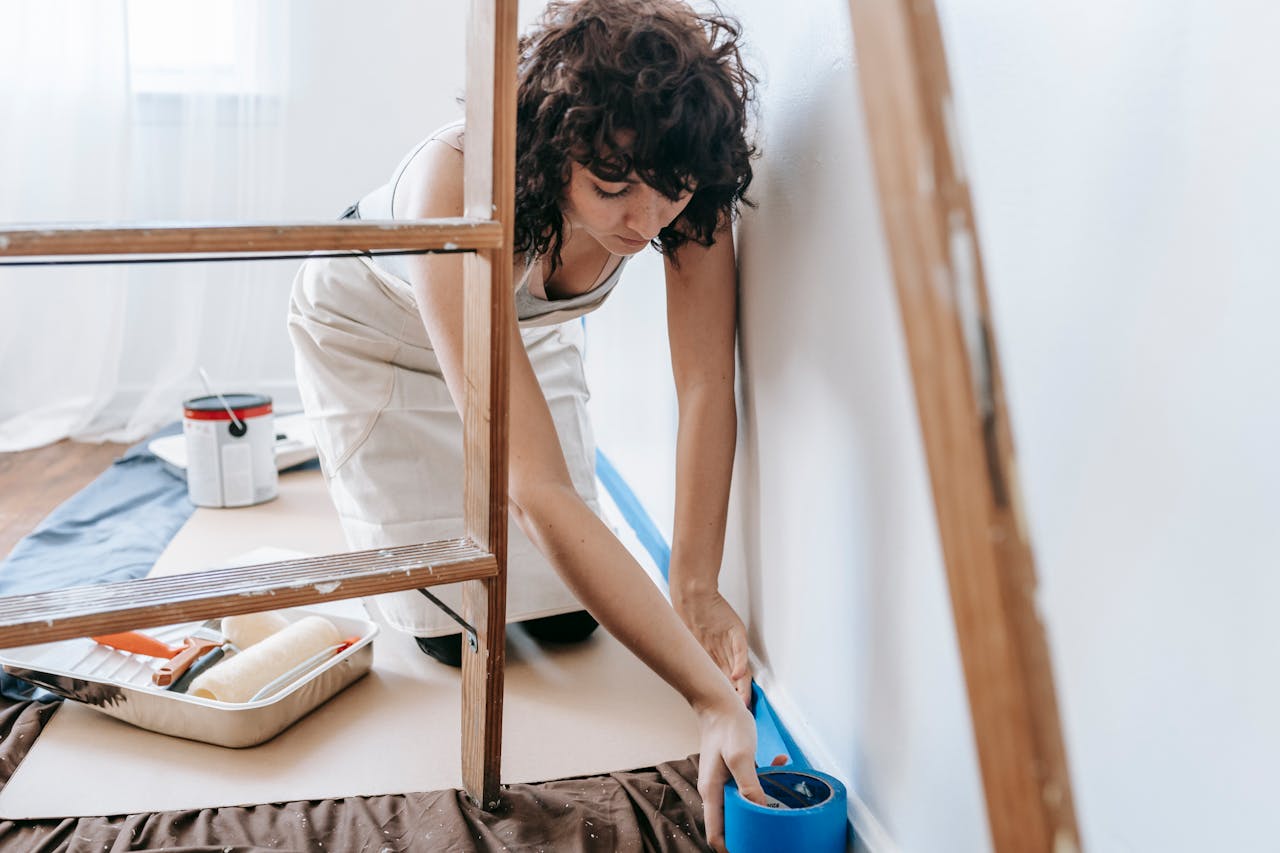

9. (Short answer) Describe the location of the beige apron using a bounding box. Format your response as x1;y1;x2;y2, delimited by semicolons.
287;252;607;636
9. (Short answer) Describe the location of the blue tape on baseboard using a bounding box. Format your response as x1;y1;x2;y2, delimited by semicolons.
595;448;672;581
752;683;811;770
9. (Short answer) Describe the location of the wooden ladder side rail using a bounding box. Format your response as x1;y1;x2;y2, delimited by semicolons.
459;0;517;811
846;1;1082;850
0;541;498;649
0;220;503;256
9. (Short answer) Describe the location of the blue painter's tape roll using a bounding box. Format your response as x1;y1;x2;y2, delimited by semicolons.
725;767;848;853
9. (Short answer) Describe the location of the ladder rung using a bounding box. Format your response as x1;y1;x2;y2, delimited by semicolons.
0;219;504;258
0;539;498;648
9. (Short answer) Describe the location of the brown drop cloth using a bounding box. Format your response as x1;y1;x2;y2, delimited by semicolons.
0;698;712;853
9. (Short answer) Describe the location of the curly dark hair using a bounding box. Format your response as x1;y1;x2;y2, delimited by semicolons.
514;0;758;269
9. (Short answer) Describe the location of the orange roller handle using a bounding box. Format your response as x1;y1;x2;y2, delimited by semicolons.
152;637;223;687
92;632;181;659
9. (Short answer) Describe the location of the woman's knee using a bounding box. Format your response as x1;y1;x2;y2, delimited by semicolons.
519;610;599;644
414;610;599;668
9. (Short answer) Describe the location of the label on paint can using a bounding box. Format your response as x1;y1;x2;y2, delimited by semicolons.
183;393;279;508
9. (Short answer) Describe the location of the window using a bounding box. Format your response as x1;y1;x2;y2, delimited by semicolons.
126;0;284;97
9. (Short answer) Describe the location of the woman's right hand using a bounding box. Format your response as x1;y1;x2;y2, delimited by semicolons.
695;694;767;853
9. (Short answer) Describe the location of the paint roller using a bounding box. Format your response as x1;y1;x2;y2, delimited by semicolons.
221;610;291;648
189;615;343;703
166;610;293;692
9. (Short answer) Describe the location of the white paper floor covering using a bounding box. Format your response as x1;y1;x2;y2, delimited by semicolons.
0;469;696;819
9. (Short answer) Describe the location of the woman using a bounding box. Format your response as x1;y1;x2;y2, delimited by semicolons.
288;1;764;846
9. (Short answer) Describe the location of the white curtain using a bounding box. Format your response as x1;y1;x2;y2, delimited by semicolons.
0;0;293;451
0;0;132;449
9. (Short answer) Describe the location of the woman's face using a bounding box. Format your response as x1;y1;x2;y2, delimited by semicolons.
560;161;694;256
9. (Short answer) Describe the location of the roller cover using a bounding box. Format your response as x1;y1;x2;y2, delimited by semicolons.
221;610;290;649
190;615;341;703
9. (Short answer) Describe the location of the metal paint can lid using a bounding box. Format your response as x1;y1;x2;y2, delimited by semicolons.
183;393;272;421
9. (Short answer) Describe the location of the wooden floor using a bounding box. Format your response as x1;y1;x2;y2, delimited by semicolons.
0;441;130;560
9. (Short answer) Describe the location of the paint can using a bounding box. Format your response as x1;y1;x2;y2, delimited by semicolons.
182;393;278;508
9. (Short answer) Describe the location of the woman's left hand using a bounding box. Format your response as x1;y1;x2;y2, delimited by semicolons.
675;590;753;705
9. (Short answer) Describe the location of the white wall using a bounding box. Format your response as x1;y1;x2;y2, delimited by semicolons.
938;2;1280;851
592;1;1280;851
721;0;990;849
590;0;990;848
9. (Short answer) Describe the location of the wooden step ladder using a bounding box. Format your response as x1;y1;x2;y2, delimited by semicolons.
0;0;517;812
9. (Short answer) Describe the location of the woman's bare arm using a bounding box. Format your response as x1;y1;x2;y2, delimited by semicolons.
664;225;753;705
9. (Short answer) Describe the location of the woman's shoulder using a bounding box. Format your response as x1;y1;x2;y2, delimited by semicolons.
425;119;465;153
391;119;465;181
387;119;467;219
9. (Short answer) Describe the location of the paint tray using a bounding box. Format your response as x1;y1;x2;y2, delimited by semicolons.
0;608;377;748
